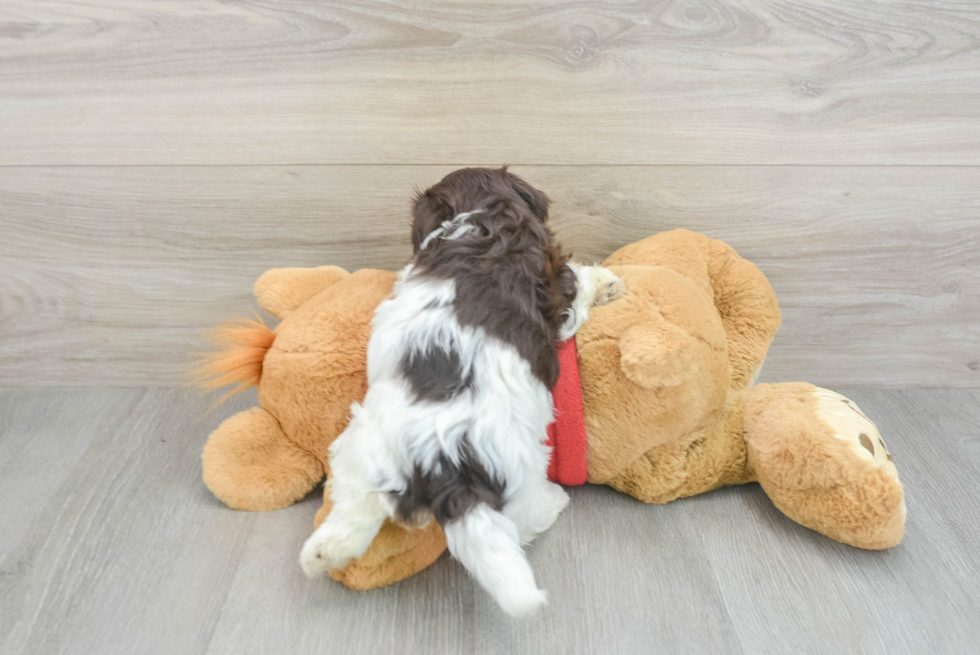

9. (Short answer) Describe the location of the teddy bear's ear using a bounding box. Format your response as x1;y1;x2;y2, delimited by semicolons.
253;265;350;320
619;320;696;389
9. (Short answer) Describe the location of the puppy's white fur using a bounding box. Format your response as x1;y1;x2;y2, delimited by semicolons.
561;263;625;341
300;261;623;616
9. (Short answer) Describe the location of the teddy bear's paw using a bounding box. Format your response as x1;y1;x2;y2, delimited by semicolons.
299;524;359;577
812;388;899;481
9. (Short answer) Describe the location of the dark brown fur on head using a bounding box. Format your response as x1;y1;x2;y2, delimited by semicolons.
410;167;576;388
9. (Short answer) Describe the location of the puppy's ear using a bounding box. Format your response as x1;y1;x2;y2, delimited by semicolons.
411;189;449;253
506;171;550;222
542;241;576;324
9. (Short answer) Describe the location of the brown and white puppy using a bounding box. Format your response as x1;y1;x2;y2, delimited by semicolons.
301;168;623;616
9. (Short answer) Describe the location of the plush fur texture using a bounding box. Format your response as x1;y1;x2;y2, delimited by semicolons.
297;168;620;615
198;228;907;594
296;270;565;615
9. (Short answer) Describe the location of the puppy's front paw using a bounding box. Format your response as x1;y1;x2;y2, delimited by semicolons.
592;267;626;306
299;527;353;578
560;264;626;340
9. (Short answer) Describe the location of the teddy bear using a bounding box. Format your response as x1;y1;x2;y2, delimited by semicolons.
197;229;906;591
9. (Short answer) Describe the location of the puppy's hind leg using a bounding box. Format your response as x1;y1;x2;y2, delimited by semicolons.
300;415;393;578
300;487;390;577
504;480;570;545
445;504;548;617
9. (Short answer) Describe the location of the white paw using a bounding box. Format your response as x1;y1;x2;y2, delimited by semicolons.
498;586;549;618
561;265;626;340
545;482;570;526
299;526;355;578
590;267;626;307
519;484;570;544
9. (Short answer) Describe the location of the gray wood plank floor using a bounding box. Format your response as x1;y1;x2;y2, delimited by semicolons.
1;388;977;654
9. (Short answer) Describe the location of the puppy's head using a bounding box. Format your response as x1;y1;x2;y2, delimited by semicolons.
410;167;551;253
410;168;577;385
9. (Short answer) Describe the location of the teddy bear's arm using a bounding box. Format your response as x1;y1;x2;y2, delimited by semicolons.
253;266;350;320
706;239;782;388
602;266;721;391
618;315;697;389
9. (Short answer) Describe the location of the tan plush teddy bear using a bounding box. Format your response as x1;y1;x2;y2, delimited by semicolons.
198;229;906;590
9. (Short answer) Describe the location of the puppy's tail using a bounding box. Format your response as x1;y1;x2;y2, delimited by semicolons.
444;504;547;617
192;316;275;404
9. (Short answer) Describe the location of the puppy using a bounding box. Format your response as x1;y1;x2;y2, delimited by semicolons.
300;168;623;616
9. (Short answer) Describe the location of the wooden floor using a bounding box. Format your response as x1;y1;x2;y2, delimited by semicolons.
1;387;978;655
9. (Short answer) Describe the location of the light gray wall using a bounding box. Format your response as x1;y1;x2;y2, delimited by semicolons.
2;1;978;387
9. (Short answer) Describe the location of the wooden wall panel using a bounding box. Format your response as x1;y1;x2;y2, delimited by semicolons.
1;0;979;165
1;165;976;387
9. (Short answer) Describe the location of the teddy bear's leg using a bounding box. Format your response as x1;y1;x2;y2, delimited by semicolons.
202;407;323;511
743;383;906;549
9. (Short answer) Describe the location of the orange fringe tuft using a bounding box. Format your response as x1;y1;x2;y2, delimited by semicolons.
193;316;276;404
